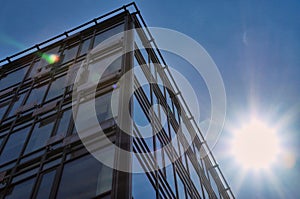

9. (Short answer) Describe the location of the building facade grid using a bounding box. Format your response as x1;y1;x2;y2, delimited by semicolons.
0;3;234;199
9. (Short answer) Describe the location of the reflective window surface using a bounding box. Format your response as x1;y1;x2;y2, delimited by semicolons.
187;156;201;192
35;170;56;199
0;102;9;120
45;75;66;101
0;66;28;91
132;155;156;199
26;84;48;106
79;38;91;56
132;172;156;199
0;127;31;164
75;90;118;132
93;24;124;48
55;109;72;136
24;116;55;154
56;154;113;199
61;44;79;64
0;8;231;199
176;173;186;199
5;178;35;199
7;92;26;117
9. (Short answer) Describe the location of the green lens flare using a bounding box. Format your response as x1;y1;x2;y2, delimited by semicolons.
0;34;26;50
41;53;60;64
1;34;60;65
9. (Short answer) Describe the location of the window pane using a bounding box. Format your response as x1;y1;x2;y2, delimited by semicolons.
26;84;48;105
96;91;118;122
5;178;35;199
176;173;186;199
103;56;122;76
87;51;122;84
62;45;79;64
133;96;153;152
36;170;56;199
0;66;28;90
75;91;118;132
56;109;72;136
156;136;163;169
187;157;201;192
24;117;55;154
29;60;40;78
166;90;173;113
45;76;66;101
79;38;91;56
0;127;30;164
0;103;9;120
8;93;26;117
132;155;156;199
56;154;113;199
93;24;124;48
164;151;176;195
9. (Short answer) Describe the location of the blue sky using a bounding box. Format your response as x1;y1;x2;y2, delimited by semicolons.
1;0;299;198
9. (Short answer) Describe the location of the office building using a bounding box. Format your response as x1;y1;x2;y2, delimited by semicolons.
0;3;234;199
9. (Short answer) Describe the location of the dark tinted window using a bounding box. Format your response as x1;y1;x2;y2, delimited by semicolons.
56;154;113;199
5;178;35;199
0;66;28;91
93;24;124;47
24;116;55;154
45;76;66;101
35;170;56;199
0;127;30;164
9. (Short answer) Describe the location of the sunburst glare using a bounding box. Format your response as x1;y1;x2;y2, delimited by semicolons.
229;117;282;171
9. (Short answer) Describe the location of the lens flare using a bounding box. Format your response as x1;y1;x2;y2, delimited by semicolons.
230;117;281;170
41;53;60;64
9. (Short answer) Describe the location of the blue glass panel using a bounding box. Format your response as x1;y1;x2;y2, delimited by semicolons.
56;154;113;199
5;178;35;199
0;127;30;164
45;75;66;101
36;170;56;199
24;117;55;154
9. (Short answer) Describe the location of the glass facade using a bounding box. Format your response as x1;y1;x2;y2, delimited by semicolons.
0;3;234;199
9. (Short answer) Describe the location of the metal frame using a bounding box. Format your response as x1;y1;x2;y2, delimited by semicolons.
0;3;234;199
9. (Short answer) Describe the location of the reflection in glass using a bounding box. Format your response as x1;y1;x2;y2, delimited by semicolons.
45;76;66;101
8;93;26;117
0;102;9;120
56;109;72;136
87;52;122;85
79;38;91;56
0;127;30;164
176;173;186;199
187;157;201;192
93;24;124;48
24;116;55;154
56;154;113;199
132;155;156;199
103;56;122;76
35;170;56;199
133;96;154;152
5;178;35;199
0;137;3;148
26;84;48;105
75;90;118;132
0;66;28;91
164;151;176;195
29;60;40;78
62;45;79;64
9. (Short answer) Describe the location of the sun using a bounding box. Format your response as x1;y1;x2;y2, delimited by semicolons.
230;117;281;170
